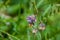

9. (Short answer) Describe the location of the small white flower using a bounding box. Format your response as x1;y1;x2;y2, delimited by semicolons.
6;22;10;26
39;27;45;30
32;29;37;34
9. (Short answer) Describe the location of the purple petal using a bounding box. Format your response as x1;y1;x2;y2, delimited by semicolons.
26;15;36;24
40;23;45;27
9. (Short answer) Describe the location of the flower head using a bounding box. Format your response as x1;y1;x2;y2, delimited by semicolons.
27;15;36;25
39;21;45;30
32;29;37;34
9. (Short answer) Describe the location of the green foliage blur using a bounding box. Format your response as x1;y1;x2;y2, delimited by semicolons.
0;0;60;40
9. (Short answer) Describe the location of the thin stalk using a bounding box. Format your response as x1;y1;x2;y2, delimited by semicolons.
36;0;44;8
27;28;31;40
31;0;42;40
36;32;41;40
42;4;52;17
0;30;20;40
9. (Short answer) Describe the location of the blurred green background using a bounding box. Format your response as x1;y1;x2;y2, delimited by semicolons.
0;0;60;40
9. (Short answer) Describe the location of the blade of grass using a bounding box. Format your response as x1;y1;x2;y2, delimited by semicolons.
42;4;52;16
27;28;31;40
36;32;41;40
0;30;20;40
36;0;44;8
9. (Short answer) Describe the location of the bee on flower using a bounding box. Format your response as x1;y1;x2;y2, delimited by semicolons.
26;15;36;27
38;21;45;31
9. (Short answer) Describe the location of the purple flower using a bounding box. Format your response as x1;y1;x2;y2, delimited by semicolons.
39;21;45;30
39;23;45;27
27;15;36;24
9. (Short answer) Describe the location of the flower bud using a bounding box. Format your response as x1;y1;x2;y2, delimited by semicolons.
39;21;45;31
32;29;37;34
27;15;36;26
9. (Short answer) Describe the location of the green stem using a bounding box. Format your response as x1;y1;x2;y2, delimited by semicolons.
0;30;20;40
27;28;31;40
